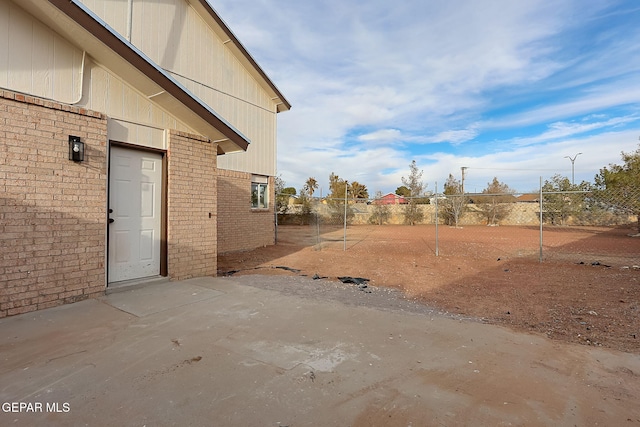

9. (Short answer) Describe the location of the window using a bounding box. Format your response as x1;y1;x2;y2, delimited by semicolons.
251;176;269;209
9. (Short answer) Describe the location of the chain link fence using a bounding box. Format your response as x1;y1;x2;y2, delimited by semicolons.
276;186;640;265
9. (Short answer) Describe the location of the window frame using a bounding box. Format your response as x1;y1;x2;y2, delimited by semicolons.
251;176;269;210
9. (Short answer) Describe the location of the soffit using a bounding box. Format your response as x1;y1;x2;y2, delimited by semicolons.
12;0;249;154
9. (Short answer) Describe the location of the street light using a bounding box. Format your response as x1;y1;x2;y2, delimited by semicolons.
564;153;582;185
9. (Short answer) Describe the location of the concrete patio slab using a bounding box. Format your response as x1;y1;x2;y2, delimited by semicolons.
1;275;639;426
104;280;224;317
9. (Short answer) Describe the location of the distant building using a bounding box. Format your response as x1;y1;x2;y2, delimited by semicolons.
516;194;541;203
373;193;408;205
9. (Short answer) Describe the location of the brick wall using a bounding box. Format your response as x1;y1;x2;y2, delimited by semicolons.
217;169;275;253
167;130;217;279
0;91;108;318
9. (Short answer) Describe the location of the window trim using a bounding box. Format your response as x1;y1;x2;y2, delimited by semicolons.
251;175;269;210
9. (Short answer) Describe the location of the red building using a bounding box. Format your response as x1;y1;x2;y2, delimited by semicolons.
373;193;408;205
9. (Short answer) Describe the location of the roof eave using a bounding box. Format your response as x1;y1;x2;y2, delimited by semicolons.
191;0;291;113
26;0;250;153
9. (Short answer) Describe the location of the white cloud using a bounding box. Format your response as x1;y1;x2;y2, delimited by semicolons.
505;115;640;147
212;0;640;195
276;143;411;195
431;129;479;144
483;80;640;130
425;130;640;193
357;129;403;143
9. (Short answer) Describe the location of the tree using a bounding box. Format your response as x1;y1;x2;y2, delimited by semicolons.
281;187;297;212
542;174;587;225
542;174;571;225
327;172;354;224
475;177;515;225
297;188;313;216
274;176;291;214
349;181;369;200
440;174;467;226
369;191;391;225
282;187;297;196
395;186;411;197
328;172;345;198
396;185;430;203
401;160;426;225
304;177;319;198
594;145;640;232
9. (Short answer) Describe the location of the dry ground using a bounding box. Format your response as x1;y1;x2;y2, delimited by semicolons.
218;224;640;354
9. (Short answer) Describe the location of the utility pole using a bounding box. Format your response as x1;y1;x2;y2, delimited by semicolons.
461;167;468;194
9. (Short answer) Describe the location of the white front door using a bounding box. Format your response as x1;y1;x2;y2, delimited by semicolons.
108;146;162;283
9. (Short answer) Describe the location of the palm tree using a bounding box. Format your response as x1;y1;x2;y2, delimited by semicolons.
304;177;319;197
349;181;369;200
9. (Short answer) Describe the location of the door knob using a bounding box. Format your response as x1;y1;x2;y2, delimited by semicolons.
109;218;115;224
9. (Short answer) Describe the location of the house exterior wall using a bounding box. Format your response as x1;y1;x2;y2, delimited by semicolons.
0;2;189;148
86;63;187;144
2;0;280;174
0;0;285;317
0;1;84;105
0;91;108;318
0;89;224;317
373;194;407;205
77;0;284;254
79;0;279;176
217;169;275;253
167;130;218;279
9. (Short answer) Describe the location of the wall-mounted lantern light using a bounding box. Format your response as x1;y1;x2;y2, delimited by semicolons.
68;136;84;162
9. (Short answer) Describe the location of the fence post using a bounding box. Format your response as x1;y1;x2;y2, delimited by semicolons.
539;176;543;263
435;181;439;257
275;209;278;245
316;190;322;250
343;181;348;251
316;209;320;248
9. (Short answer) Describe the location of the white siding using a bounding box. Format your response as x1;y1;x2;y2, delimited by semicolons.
76;0;129;38
83;61;188;147
107;118;166;150
77;0;279;176
0;1;83;104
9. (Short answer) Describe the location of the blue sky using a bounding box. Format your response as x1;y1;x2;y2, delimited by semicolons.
213;0;640;195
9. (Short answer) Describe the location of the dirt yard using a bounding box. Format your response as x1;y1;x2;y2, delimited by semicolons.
218;224;640;354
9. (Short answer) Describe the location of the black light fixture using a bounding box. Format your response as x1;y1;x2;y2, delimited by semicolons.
68;135;84;162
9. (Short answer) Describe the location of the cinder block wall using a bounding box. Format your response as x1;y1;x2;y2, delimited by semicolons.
167;130;217;279
217;169;275;253
0;91;108;318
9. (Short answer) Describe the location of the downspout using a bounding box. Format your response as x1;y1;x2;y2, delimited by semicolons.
71;50;86;105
